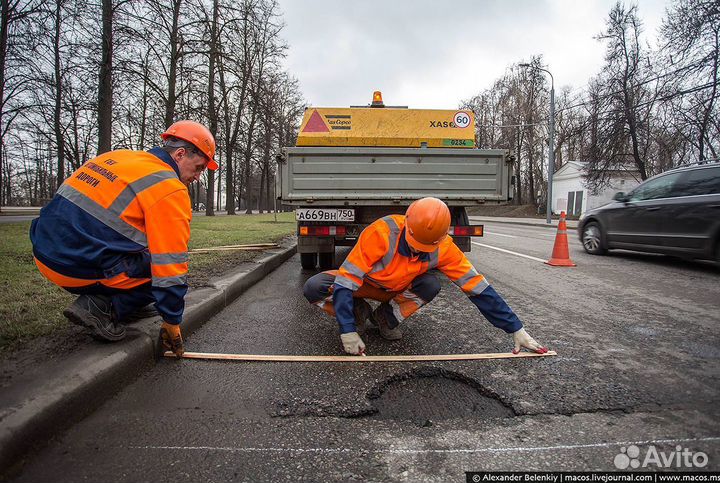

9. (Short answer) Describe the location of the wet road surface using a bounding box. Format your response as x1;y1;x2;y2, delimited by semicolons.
8;223;720;481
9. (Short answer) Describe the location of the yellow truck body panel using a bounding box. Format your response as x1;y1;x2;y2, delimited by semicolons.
296;108;475;148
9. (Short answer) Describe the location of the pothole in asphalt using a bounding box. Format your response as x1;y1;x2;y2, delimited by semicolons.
271;367;516;421
367;367;515;421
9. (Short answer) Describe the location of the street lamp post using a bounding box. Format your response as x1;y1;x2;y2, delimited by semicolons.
519;63;555;224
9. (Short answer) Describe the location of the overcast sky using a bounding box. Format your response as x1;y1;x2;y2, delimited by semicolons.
277;0;670;109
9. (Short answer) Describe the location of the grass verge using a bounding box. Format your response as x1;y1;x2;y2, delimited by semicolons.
0;212;296;351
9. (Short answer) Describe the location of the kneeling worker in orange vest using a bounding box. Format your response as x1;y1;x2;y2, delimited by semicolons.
304;197;548;355
30;120;218;357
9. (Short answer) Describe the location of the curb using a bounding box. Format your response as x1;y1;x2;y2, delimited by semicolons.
0;244;296;475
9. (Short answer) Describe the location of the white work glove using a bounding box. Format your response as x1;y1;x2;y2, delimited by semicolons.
340;332;366;355
512;328;548;354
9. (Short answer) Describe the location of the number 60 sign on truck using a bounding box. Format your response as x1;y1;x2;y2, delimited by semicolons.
276;91;515;270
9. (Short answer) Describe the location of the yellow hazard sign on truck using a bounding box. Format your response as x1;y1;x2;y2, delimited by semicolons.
297;107;475;148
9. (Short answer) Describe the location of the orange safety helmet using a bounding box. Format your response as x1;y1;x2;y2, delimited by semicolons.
161;120;218;170
404;197;451;252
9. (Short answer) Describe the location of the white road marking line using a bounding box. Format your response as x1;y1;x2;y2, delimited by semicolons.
130;436;720;455
484;231;517;238
472;242;547;263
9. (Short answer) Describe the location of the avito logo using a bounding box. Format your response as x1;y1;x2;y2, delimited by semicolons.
614;444;708;469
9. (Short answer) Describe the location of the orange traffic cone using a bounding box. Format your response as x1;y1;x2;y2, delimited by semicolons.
546;211;576;267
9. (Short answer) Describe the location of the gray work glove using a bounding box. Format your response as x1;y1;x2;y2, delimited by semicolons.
340;332;366;355
512;327;548;354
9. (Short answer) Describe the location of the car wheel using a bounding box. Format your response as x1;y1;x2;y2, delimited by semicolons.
318;252;334;270
582;221;607;255
300;253;317;269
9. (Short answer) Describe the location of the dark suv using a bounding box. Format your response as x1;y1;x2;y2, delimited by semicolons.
578;161;720;262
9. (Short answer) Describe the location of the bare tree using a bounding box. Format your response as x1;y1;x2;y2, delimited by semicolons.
120;0;193;133
661;0;720;161
97;0;113;153
461;57;550;207
0;0;43;205
584;2;659;191
203;0;219;215
51;0;66;187
1;0;301;209
217;0;258;214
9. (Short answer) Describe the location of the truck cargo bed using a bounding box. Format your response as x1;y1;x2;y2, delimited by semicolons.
277;147;513;206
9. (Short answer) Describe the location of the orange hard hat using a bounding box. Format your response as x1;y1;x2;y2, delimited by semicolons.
404;197;451;252
161;120;218;170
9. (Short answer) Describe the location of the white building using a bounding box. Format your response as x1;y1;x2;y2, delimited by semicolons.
551;161;641;216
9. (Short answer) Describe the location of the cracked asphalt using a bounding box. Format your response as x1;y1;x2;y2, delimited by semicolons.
6;223;720;482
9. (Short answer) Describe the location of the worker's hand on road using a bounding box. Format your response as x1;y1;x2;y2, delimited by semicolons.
340;332;366;355
160;321;184;358
512;328;548;354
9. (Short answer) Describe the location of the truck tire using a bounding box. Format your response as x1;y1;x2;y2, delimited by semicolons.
300;253;317;269
318;252;334;270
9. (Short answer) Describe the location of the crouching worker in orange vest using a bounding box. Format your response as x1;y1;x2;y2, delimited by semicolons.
30;120;218;357
303;197;548;356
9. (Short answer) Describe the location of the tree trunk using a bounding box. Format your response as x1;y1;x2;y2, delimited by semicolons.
515;127;522;205
528;130;536;207
243;101;259;214
257;167;264;213
623;84;647;180
698;29;718;161
164;0;182;128
97;0;113;154
139;54;149;149
216;167;222;210
205;0;219;216
266;164;272;212
225;149;234;214
53;0;65;190
0;0;10;206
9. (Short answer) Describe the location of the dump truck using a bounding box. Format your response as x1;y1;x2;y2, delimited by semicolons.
276;92;515;270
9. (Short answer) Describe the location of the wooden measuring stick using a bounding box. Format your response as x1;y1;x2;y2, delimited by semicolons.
164;350;557;362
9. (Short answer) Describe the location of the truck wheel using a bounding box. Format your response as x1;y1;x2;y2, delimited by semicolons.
300;253;317;269
318;252;334;270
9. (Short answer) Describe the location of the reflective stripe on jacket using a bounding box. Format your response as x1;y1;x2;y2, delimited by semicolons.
30;147;190;324
335;214;487;293
334;214;523;333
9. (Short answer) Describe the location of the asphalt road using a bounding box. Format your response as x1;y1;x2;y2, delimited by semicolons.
8;223;720;482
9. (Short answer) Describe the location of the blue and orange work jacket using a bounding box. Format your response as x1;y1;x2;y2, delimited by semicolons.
333;214;523;334
30;148;190;324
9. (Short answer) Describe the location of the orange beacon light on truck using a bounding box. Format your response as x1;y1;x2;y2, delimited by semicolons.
371;91;384;107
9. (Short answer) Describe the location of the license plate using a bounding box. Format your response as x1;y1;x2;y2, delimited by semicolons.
295;208;355;222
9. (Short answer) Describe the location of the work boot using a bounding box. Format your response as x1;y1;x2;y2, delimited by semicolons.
126;304;159;321
353;299;372;335
371;303;403;340
63;295;126;342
